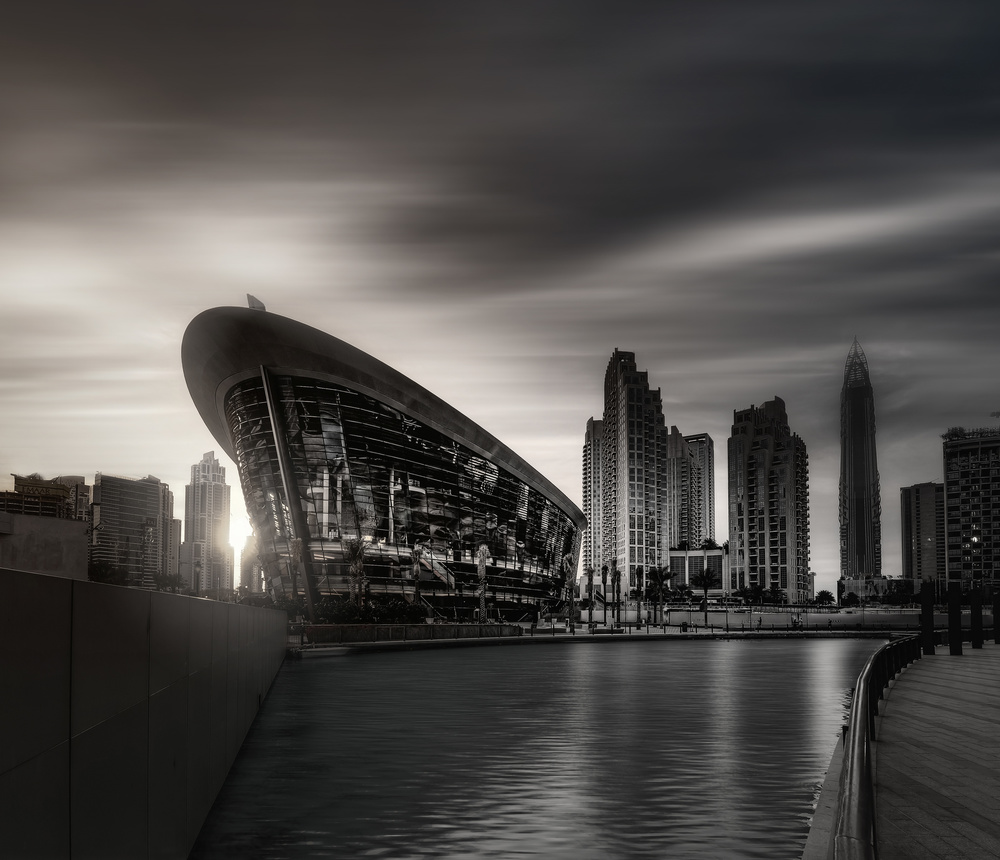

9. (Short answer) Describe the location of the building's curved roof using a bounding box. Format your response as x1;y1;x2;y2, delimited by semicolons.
182;306;586;530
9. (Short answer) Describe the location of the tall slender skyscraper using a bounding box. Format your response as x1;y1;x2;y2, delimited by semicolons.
840;339;882;579
582;418;604;574
180;451;233;594
684;433;715;543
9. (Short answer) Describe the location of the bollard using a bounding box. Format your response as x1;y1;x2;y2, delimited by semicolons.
920;581;935;655
971;586;983;649
948;581;963;656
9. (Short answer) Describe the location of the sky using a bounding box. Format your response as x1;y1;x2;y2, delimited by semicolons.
3;2;1000;596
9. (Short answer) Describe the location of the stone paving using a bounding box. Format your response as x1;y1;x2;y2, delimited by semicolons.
875;642;1000;860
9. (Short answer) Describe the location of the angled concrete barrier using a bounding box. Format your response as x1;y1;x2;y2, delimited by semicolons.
0;569;287;860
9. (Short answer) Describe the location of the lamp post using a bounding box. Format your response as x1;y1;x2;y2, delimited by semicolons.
636;565;644;628
611;562;622;626
586;566;594;625
601;565;608;625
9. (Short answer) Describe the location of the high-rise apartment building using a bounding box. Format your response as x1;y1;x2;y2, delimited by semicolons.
91;473;175;588
599;350;670;593
179;451;233;594
582;418;604;574
683;432;715;543
582;350;709;609
942;429;1000;589
728;397;811;602
664;426;703;551
900;482;945;591
840;339;882;579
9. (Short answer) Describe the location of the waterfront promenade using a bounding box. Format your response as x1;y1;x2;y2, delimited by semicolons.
875;642;1000;859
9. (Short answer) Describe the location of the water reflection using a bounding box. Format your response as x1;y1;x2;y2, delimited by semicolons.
192;639;882;859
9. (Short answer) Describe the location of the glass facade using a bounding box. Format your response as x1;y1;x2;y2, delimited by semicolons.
224;372;581;619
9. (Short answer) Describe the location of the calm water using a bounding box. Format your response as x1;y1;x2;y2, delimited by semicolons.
192;638;882;859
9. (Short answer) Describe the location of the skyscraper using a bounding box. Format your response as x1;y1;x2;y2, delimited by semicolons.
664;426;703;551
900;482;944;592
683;433;715;543
179;451;233;594
582;418;604;574
728;397;811;602
840;339;882;579
90;473;175;588
600;350;669;593
583;350;707;612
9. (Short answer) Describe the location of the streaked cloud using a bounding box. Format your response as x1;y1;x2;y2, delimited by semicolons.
3;2;1000;590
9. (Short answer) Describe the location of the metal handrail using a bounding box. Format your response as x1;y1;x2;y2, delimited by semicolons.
832;634;921;860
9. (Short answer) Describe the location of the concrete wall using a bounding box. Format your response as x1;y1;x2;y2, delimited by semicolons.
0;513;89;580
0;569;287;860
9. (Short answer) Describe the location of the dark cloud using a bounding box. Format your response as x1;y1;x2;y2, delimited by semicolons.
6;2;1000;275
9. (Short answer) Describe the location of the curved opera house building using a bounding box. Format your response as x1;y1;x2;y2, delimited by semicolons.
182;302;585;622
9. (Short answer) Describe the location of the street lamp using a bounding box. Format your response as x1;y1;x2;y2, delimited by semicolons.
586;566;594;625
601;564;608;625
612;564;621;626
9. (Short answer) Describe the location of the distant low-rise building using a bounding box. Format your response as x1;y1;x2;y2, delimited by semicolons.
0;475;88;579
667;545;729;599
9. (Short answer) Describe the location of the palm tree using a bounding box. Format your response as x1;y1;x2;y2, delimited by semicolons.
766;583;786;605
645;565;672;625
690;565;721;627
814;589;835;606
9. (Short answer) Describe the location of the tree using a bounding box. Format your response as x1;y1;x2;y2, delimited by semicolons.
842;591;861;607
271;593;305;620
88;559;128;586
766;583;786;605
153;573;185;593
814;589;835;606
645;565;672;625
690;565;721;626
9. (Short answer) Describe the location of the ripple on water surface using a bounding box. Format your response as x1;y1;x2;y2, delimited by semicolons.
191;638;882;859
